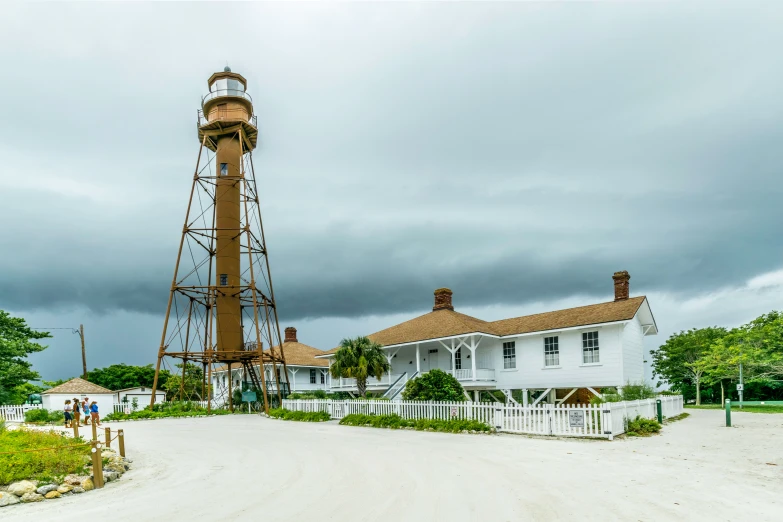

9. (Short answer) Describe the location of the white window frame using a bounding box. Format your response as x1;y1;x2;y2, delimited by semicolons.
544;336;559;367
582;331;600;364
309;369;316;384
454;347;462;370
503;341;516;369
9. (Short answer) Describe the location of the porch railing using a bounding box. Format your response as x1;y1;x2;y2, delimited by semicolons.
330;373;404;390
447;368;496;381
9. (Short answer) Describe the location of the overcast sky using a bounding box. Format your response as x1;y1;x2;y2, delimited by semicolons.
1;2;781;382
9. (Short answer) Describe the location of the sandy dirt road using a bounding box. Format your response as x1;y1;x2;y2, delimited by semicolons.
4;409;781;521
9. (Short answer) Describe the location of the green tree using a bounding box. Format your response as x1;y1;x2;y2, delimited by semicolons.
401;369;466;402
0;311;51;404
329;336;390;397
163;362;204;401
651;326;727;405
86;363;170;391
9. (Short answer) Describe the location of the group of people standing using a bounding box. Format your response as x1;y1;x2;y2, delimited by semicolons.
63;397;100;428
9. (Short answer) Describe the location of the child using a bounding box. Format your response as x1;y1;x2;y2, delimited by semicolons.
89;401;100;427
72;398;81;426
63;400;72;428
82;398;91;425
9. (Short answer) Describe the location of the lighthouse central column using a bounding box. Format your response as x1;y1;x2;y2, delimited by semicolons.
215;135;243;358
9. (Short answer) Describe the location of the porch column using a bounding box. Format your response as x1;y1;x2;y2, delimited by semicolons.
473;390;480;402
450;339;456;373
415;343;420;373
522;388;529;407
470;336;477;382
290;368;298;391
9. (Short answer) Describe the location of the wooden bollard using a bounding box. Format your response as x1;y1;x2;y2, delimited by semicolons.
90;440;105;489
104;427;111;448
91;421;98;441
118;429;125;457
73;422;79;439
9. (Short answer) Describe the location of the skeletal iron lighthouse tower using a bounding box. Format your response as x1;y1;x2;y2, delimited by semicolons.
151;67;289;413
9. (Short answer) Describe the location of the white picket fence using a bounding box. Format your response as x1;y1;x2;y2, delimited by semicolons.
0;404;43;422
281;395;684;440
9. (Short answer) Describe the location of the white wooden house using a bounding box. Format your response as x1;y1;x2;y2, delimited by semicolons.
318;271;657;404
41;378;115;417
211;327;330;405
115;386;167;406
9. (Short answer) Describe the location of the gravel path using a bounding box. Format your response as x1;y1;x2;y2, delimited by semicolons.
4;409;781;521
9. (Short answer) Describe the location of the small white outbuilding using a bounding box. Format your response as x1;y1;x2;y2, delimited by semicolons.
41;378;115;418
115;386;166;407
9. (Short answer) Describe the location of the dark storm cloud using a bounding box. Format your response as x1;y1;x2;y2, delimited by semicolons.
1;2;782;323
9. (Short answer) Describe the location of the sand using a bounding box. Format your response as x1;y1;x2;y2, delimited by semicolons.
4;408;781;521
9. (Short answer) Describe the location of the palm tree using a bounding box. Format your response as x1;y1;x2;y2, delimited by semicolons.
329;336;390;397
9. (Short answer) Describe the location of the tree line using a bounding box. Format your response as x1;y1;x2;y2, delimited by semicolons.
0;309;205;403
651;311;783;404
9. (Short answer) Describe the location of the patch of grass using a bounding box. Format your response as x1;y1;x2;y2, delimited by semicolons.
0;428;90;485
625;416;661;437
685;405;783;414
103;407;233;422
664;412;690;423
268;408;331;422
339;413;493;433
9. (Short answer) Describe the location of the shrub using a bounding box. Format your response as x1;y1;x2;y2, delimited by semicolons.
0;429;90;485
401;369;465;402
267;408;330;422
621;382;657;401
339;413;493;433
24;408;52;423
48;410;64;423
626;415;661;436
288;390;329;400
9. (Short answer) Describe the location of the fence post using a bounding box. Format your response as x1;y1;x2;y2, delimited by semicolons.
91;421;98;441
118;429;125;457
656;399;662;424
605;403;613;440
73;422;79;439
725;399;731;427
90;440;105;489
104;427;111;448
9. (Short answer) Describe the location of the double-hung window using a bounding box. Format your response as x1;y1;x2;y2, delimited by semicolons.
582;331;600;364
503;341;516;369
454;348;462;370
310;369;316;384
544;336;559;366
320;371;325;384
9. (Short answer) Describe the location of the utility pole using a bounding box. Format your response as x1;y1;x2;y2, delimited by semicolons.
80;324;87;379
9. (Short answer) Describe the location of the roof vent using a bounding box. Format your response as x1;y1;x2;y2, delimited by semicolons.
612;271;630;301
433;288;454;311
284;327;298;343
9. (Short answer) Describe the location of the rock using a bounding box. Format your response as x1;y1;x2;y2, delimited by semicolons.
36;484;58;495
72;487;85;494
103;471;120;482
8;480;36;496
57;485;73;494
0;492;22;507
44;491;61;500
63;474;84;486
81;478;94;491
20;492;44;503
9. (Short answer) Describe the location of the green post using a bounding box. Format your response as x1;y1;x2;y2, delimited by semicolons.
725;399;731;427
656;399;662;424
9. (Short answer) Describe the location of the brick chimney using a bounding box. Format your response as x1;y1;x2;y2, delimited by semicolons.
433;288;454;311
612;271;630;301
284;327;298;343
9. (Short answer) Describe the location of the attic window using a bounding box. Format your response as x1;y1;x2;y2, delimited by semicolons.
220;163;228;176
220;274;228;286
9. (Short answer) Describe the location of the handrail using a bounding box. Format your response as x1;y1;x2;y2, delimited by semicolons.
381;372;408;399
202;89;253;106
